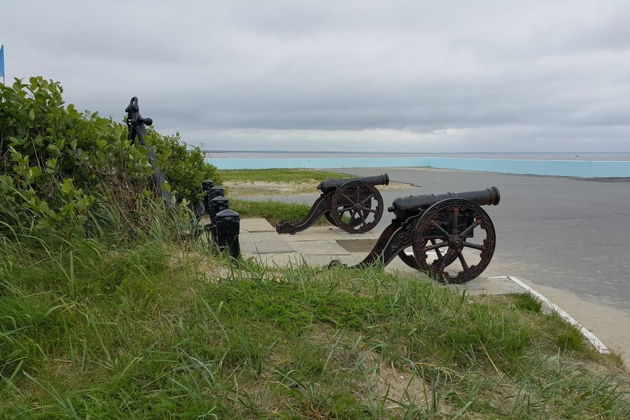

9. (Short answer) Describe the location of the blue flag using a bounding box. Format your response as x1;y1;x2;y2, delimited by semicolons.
0;45;4;80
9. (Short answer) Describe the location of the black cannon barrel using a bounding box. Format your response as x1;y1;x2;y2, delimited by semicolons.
317;173;389;192
389;187;500;218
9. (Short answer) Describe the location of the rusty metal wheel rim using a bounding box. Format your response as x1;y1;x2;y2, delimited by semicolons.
330;182;383;233
411;199;495;283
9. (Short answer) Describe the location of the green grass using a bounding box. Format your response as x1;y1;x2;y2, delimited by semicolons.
231;199;329;226
1;235;629;418
221;168;352;183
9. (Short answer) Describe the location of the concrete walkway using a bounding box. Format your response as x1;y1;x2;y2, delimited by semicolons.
240;218;527;296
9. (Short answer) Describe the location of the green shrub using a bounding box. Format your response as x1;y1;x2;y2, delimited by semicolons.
0;77;219;239
148;130;221;204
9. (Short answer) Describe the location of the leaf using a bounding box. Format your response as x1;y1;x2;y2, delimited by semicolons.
47;144;60;155
95;138;108;149
9;136;25;146
30;166;43;179
46;158;58;171
37;200;54;216
60;179;74;195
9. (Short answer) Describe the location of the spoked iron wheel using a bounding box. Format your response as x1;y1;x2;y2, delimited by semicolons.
411;199;495;283
330;182;384;233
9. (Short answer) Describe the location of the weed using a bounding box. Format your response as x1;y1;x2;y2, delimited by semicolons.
510;293;543;313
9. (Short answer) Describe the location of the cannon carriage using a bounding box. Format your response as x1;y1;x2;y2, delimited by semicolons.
276;174;389;234
347;187;500;283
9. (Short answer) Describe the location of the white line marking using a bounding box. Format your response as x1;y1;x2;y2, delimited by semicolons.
493;275;610;354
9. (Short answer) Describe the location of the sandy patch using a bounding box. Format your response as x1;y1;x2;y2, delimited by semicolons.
225;181;318;196
307;325;428;410
368;361;427;409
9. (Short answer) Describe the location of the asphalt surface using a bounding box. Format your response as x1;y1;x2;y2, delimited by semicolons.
254;167;630;315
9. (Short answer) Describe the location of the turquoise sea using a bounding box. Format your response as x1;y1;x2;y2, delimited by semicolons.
205;152;630;178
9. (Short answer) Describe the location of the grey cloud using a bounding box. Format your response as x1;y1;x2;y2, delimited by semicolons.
2;0;630;151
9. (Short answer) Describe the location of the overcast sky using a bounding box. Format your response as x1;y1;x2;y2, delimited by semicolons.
2;0;630;152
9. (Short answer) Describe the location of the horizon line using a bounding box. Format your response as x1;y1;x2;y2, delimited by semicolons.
196;149;630;154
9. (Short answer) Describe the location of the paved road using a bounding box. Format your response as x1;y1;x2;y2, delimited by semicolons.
255;167;630;314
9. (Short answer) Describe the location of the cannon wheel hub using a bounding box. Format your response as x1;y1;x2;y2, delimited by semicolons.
448;235;464;249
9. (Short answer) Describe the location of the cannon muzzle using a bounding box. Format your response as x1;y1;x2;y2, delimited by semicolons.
389;187;500;218
318;173;389;192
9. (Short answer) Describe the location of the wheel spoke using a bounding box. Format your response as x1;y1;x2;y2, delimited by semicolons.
360;193;375;205
342;193;354;204
439;249;456;268
463;241;484;250
430;220;450;236
460;220;480;236
430;239;444;260
361;206;376;213
422;241;448;252
452;208;460;234
458;252;469;271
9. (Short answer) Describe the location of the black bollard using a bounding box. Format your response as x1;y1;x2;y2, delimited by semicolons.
215;209;240;258
201;179;214;192
209;186;225;199
205;186;225;214
209;196;229;225
201;180;215;216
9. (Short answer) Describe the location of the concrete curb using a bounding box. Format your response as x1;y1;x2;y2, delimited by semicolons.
494;275;610;354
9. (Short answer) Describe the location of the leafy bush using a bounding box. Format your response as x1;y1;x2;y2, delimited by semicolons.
149;130;220;204
0;76;219;239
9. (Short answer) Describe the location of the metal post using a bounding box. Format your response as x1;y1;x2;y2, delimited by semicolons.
214;209;240;258
208;186;225;199
205;186;225;215
209;196;229;228
201;179;214;192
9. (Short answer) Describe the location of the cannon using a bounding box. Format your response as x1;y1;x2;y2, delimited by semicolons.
346;187;500;283
276;174;389;234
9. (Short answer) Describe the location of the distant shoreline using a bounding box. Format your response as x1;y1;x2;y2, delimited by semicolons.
203;150;630;155
202;150;630;162
206;155;630;178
